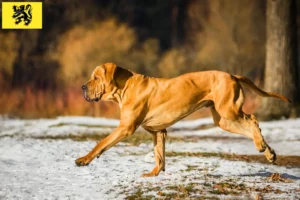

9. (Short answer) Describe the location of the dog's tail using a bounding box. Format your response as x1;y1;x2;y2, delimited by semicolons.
233;75;291;103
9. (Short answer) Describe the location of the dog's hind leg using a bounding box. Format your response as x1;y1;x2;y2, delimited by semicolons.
141;129;167;177
211;107;276;163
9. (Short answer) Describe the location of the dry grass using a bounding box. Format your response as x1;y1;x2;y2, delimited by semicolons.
55;18;160;84
166;152;300;168
0;32;19;77
0;87;119;118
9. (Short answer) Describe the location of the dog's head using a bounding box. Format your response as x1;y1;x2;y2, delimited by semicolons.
82;63;133;102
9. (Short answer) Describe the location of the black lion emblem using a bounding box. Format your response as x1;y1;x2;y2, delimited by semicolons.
12;4;32;26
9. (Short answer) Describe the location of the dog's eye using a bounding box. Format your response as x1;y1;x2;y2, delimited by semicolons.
94;77;98;80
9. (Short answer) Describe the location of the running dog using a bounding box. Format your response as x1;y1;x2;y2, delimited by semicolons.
76;63;290;177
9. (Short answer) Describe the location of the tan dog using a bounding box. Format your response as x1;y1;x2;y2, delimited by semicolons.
76;63;290;177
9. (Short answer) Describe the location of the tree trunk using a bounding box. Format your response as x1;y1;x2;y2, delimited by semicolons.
259;0;296;120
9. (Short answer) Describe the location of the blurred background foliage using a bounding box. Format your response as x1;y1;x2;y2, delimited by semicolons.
0;0;299;118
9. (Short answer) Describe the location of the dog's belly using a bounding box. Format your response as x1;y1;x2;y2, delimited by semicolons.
141;100;211;131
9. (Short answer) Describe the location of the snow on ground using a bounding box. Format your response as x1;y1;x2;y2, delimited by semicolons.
1;116;299;155
0;116;299;199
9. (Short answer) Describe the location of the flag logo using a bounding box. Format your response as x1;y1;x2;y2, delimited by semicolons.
12;4;33;26
2;2;42;29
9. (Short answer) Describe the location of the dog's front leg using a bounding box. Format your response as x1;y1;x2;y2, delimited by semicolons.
142;129;167;177
75;124;136;166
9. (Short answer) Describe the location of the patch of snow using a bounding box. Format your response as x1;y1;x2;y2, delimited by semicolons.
144;152;155;163
0;116;117;138
1;137;299;199
1;116;300;199
55;116;120;127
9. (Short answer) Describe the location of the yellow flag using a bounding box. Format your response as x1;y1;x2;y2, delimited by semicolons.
2;2;42;29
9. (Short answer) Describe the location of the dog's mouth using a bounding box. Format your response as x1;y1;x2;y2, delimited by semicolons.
83;90;101;102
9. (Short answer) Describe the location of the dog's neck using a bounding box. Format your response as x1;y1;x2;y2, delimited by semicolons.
109;77;132;107
111;88;123;106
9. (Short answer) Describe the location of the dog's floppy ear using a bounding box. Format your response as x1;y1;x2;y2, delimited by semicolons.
113;66;133;89
102;63;133;89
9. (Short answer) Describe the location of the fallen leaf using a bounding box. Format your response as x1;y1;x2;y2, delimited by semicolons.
213;184;226;194
269;173;293;183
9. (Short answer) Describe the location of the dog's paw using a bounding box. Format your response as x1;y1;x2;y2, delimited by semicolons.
141;166;161;177
255;140;267;153
264;148;277;163
75;156;90;166
269;149;277;163
258;144;267;153
141;172;157;177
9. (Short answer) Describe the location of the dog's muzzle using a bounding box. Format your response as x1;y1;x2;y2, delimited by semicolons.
81;85;101;102
82;85;91;102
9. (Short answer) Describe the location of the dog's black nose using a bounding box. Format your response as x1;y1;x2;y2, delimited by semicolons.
81;85;87;90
